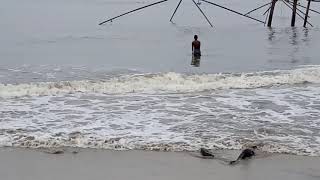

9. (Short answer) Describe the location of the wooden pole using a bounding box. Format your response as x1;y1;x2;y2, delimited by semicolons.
263;6;272;16
245;2;271;16
99;0;168;25
264;5;271;26
291;0;298;27
170;0;183;22
304;0;312;27
267;0;277;27
201;0;265;23
282;0;308;17
192;0;213;27
282;0;313;27
294;5;311;18
289;1;320;15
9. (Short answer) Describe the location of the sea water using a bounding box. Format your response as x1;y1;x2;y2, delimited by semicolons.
0;0;320;156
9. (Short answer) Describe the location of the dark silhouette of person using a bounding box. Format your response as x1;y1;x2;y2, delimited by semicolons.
192;35;201;58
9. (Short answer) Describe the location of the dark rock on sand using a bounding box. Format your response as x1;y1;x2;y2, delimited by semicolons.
200;148;214;157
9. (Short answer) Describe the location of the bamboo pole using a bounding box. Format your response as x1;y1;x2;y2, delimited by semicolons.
267;0;277;27
289;1;320;15
304;0;312;27
291;0;298;26
263;6;272;15
282;0;313;27
192;0;213;27
201;0;265;23
282;0;309;17
294;3;311;18
264;4;271;25
170;0;183;22
99;0;169;25
245;2;271;16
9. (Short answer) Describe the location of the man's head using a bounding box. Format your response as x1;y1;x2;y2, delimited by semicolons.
194;35;198;40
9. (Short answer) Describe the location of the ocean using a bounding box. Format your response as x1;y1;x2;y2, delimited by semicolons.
1;0;320;156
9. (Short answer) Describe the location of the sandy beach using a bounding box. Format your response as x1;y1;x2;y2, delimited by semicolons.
1;0;320;180
0;148;319;180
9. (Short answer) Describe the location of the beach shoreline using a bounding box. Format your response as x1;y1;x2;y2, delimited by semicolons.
1;147;319;180
1;1;320;180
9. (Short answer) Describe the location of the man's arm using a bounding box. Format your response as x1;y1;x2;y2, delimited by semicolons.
192;42;194;51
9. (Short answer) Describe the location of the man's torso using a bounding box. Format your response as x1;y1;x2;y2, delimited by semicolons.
192;40;201;50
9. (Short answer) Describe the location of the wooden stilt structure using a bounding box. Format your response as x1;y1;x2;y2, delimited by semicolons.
267;0;277;27
291;0;298;26
282;0;313;27
98;0;320;28
304;0;312;27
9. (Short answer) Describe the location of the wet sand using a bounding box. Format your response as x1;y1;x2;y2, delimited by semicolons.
0;148;319;180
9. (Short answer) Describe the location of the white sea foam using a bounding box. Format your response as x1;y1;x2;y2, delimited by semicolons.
1;66;320;156
1;83;320;156
1;66;320;97
0;132;318;156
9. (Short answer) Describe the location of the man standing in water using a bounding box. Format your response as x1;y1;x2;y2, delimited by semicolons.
192;35;201;57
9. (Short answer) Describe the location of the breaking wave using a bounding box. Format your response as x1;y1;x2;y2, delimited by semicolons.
1;66;320;97
0;132;319;156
